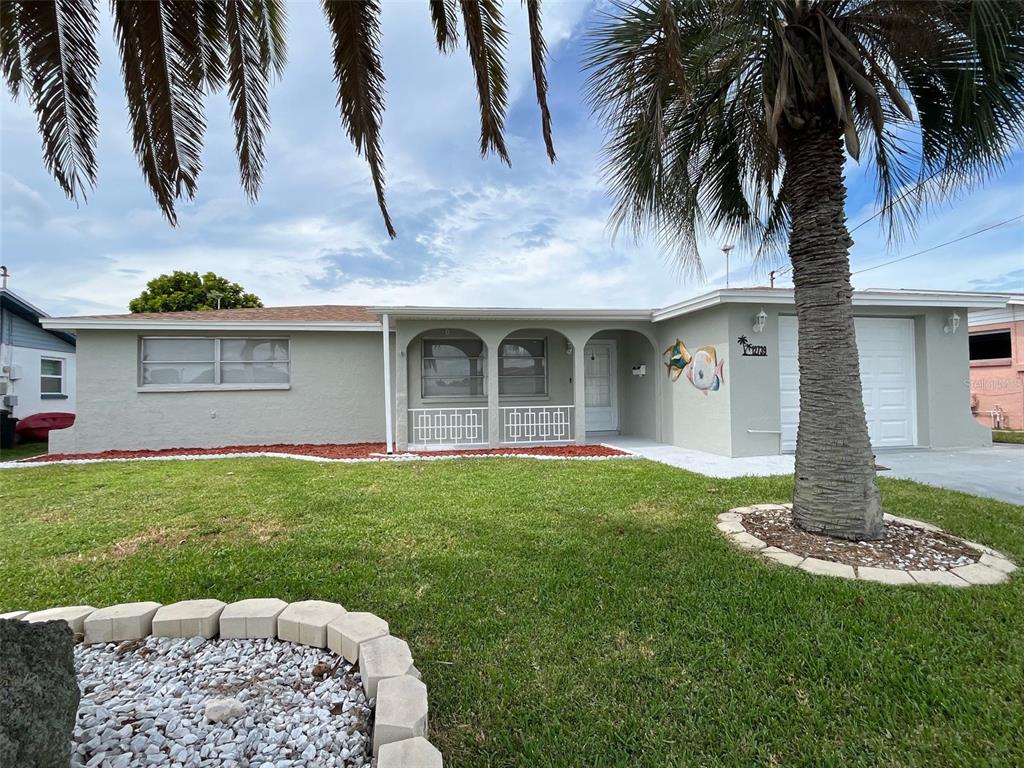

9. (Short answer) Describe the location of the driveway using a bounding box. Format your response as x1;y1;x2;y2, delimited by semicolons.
875;445;1024;506
607;438;1024;505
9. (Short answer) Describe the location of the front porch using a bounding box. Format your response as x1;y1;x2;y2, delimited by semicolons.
383;313;661;452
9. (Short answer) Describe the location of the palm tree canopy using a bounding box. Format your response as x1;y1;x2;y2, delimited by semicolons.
0;0;557;230
585;0;1024;272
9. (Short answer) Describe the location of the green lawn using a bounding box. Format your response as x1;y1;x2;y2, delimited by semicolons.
0;440;47;461
994;430;1024;444
2;458;1022;767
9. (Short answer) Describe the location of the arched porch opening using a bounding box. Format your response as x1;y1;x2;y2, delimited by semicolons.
497;328;575;445
582;329;658;441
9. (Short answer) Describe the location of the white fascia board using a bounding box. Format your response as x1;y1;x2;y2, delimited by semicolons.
39;319;382;332
368;306;653;322
651;288;1007;322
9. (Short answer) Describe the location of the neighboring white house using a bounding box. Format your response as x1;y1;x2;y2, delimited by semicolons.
1;287;77;420
40;288;1001;457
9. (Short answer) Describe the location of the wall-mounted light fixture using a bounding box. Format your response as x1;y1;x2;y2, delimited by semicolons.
752;307;768;334
944;312;961;335
565;340;573;355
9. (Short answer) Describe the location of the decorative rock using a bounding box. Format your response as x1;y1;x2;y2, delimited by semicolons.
277;601;346;648
0;619;80;767
980;553;1018;574
83;602;162;644
373;676;428;754
909;569;970;587
376;736;443;768
0;610;28;620
359;635;416;698
760;547;804;568
798;557;856;580
716;520;745;534
23;605;96;634
856;566;915;585
204;697;247;723
729;532;766;551
328;612;389;662
152;599;226;638
951;562;1008;585
219;598;288;639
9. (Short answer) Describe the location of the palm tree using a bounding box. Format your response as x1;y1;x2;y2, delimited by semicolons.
0;0;556;229
586;1;1024;540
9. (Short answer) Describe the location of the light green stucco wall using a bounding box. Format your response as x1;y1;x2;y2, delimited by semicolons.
49;329;394;453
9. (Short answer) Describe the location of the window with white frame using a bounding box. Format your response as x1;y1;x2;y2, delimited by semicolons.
140;338;290;387
421;338;485;398
498;338;547;396
40;357;65;395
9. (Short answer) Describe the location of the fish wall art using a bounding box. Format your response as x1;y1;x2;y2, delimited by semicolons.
663;339;725;395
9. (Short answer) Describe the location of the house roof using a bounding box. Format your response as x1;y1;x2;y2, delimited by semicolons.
40;289;1011;332
41;305;381;332
0;287;77;346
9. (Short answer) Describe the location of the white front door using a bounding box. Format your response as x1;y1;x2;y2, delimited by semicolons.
584;341;618;432
779;316;917;452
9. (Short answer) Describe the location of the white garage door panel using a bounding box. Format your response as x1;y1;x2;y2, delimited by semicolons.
779;316;917;452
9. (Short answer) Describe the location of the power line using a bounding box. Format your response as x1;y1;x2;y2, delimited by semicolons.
770;211;1022;283
852;213;1024;275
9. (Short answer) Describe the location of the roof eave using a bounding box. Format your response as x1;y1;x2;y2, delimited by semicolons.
39;319;382;332
369;306;654;322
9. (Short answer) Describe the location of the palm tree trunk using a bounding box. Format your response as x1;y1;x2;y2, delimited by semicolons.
783;124;884;541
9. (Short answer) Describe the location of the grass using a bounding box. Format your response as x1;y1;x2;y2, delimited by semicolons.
994;430;1024;444
2;457;1023;767
0;440;47;461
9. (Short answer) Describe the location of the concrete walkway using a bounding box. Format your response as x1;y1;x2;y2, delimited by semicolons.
606;437;1024;505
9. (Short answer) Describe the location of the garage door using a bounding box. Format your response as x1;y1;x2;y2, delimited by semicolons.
779;316;917;452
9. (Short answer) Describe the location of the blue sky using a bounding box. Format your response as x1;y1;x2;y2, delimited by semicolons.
2;2;1022;317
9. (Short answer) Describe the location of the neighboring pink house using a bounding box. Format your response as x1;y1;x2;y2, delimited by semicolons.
969;296;1024;431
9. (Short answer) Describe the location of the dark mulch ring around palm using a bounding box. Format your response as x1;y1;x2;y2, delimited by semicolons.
741;506;980;570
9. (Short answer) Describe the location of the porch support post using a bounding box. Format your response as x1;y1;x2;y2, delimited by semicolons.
381;313;393;454
572;338;587;444
395;326;409;451
486;339;500;447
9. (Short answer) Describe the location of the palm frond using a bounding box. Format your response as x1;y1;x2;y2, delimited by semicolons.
16;0;100;201
112;0;206;224
430;0;459;53
252;0;287;78
196;1;227;91
1;0;24;97
321;0;395;238
224;0;273;202
525;0;555;162
460;0;511;165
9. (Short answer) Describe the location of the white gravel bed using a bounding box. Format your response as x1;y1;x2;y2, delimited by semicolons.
72;636;372;768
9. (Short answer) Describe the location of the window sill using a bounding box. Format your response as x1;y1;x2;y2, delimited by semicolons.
137;384;291;393
419;396;487;404
41;393;68;400
970;359;1012;368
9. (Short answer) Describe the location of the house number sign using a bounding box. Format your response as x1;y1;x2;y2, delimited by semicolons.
737;336;767;357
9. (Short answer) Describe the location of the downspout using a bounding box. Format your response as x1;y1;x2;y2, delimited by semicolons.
382;313;394;454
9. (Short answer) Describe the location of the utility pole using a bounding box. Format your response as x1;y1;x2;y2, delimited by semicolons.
721;244;735;289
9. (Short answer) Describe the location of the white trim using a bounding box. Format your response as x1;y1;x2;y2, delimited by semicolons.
382;314;393;454
41;319;381;332
367;306;652;321
39;356;66;396
136;384;291;393
652;288;1009;322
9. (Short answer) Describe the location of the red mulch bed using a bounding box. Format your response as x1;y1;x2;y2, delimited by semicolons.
22;442;629;463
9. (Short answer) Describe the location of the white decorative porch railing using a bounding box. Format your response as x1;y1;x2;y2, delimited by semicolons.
409;407;488;448
501;405;574;444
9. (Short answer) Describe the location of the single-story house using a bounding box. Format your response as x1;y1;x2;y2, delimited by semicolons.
1;286;77;421
968;293;1023;430
40;288;1000;457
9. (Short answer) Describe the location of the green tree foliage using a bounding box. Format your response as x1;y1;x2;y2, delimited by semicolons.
128;271;263;313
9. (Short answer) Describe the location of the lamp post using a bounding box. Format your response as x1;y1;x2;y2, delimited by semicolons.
721;243;735;288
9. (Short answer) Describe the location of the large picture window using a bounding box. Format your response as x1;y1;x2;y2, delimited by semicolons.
140;337;290;387
498;339;547;396
421;338;485;398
